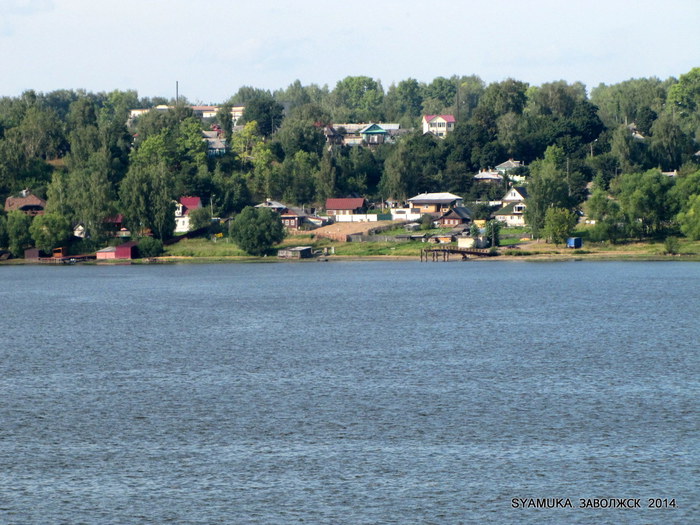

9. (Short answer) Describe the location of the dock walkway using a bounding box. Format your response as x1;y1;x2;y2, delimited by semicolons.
420;247;495;261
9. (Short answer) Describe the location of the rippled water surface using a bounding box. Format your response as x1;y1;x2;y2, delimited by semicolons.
1;261;698;524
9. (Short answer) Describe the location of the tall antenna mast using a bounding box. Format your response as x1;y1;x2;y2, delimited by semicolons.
176;81;179;105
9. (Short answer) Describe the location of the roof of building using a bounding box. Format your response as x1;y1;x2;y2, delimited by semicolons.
117;240;139;248
495;159;523;170
474;170;503;181
325;198;367;210
503;186;529;200
359;123;389;135
440;207;472;220
282;207;308;218
494;202;526;216
423;114;456;123
179;196;202;214
4;193;46;211
408;192;463;204
104;214;124;224
255;199;287;211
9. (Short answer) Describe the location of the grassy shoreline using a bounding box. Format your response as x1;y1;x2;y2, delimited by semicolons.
4;237;699;265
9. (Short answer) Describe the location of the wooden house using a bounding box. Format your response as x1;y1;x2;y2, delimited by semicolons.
325;198;368;216
437;207;472;227
407;192;463;214
4;191;46;216
256;199;308;230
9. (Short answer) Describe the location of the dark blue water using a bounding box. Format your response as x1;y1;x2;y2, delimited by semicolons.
0;261;698;524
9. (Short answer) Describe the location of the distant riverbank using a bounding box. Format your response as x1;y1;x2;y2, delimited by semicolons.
2;236;699;266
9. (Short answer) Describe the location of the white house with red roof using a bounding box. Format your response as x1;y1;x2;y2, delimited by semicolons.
422;115;456;137
174;196;202;233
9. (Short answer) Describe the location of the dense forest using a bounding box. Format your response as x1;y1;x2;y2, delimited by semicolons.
0;68;699;255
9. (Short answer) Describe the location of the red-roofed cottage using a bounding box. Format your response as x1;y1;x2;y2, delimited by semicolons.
422;115;456;138
174;196;203;233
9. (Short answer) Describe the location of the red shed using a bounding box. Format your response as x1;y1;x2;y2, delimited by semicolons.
115;241;139;259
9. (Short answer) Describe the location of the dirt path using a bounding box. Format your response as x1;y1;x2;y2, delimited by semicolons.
310;220;403;241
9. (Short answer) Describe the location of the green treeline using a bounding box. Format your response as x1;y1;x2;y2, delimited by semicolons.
0;69;699;255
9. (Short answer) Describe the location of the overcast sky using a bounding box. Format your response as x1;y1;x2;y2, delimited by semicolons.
1;0;698;103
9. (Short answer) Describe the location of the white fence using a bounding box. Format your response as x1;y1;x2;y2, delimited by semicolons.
334;214;392;222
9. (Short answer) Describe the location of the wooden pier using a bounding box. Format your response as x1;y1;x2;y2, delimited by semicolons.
420;247;495;261
37;254;96;264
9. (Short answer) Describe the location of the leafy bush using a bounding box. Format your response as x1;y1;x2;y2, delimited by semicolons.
664;236;680;255
420;214;434;231
188;207;212;232
137;237;164;258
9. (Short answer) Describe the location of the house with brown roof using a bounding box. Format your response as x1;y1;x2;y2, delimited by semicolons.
256;199;309;230
437;206;472;228
407;192;463;214
4;191;46;216
325;198;368;216
474;170;504;184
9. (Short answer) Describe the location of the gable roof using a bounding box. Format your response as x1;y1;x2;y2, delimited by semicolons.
179;196;202;214
440;207;472;220
423;115;456;123
495;159;523;171
494;202;526;216
256;199;287;211
4;193;46;212
359;123;388;135
502;186;528;201
408;192;463;204
474;170;503;181
325;198;367;210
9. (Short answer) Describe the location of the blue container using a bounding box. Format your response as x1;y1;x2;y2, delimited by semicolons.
567;237;582;249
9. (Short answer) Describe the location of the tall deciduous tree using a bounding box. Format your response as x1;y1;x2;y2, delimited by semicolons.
230;206;285;255
543;207;577;246
120;162;175;239
524;146;573;238
29;212;71;252
6;210;32;257
240;95;284;137
330;76;384;122
677;194;700;240
613;169;675;237
67;161;115;240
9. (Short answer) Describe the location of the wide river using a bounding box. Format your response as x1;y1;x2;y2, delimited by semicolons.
0;261;698;524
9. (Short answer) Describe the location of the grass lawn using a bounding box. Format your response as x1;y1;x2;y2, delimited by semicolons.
164;238;248;257
161;231;700;261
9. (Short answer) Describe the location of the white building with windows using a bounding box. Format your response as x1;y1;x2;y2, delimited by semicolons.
422;115;456;137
